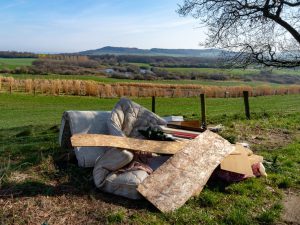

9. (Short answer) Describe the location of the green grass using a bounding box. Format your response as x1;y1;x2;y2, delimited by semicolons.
128;63;151;69
0;58;36;69
131;62;300;77
164;67;260;76
1;93;300;129
164;67;300;77
0;93;299;224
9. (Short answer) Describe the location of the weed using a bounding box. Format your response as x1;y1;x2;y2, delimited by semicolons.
264;156;281;173
16;127;33;137
223;208;251;225
0;159;11;187
49;125;59;132
221;132;237;144
278;178;292;189
198;190;219;207
256;203;283;224
107;210;126;224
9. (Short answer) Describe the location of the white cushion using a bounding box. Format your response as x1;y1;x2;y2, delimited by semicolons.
101;170;149;199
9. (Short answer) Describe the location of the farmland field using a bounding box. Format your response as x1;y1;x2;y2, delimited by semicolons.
128;63;300;77
1;58;300;88
163;67;300;76
0;58;36;69
0;93;299;224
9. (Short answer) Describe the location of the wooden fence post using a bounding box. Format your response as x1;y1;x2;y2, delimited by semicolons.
200;94;207;129
152;96;156;113
243;91;250;119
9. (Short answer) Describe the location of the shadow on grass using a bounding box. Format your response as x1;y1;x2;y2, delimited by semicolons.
0;179;155;211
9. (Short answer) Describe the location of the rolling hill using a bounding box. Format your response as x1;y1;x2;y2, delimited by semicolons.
79;46;230;58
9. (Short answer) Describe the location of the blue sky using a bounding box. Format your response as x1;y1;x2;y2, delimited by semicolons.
0;0;207;53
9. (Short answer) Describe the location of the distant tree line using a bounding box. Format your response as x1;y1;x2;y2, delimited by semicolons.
39;54;89;62
90;54;224;68
0;51;38;58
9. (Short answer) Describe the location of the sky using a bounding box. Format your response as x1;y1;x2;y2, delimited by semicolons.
0;0;207;53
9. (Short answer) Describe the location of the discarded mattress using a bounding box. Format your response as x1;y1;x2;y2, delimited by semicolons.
59;99;169;199
59;110;111;167
93;98;168;199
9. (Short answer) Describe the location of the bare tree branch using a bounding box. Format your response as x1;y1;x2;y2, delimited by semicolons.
178;0;300;68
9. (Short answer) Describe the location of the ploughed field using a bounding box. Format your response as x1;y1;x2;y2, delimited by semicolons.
0;93;299;224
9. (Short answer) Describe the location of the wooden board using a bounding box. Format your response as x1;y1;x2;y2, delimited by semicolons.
167;120;205;132
221;154;254;176
137;130;234;213
231;144;253;156
220;144;254;176
249;154;264;165
71;134;188;155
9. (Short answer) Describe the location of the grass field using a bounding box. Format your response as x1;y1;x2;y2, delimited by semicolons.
0;93;299;224
163;67;300;76
128;63;300;77
1;94;300;129
0;58;36;69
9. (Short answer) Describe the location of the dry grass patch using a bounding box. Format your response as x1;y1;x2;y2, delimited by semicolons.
0;195;124;225
2;76;300;98
7;171;33;183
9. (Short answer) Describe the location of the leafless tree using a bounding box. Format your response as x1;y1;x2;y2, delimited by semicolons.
178;0;300;67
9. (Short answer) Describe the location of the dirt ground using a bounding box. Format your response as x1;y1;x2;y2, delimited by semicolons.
234;124;294;151
282;191;300;225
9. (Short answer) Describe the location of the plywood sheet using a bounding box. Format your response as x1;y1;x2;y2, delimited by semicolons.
137;130;234;213
71;134;188;155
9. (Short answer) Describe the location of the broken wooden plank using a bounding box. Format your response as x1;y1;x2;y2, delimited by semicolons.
137;130;234;213
71;134;188;155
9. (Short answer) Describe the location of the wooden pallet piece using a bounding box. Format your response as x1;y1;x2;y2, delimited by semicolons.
71;134;188;155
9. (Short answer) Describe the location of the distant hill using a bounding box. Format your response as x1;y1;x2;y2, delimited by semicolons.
79;46;230;58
